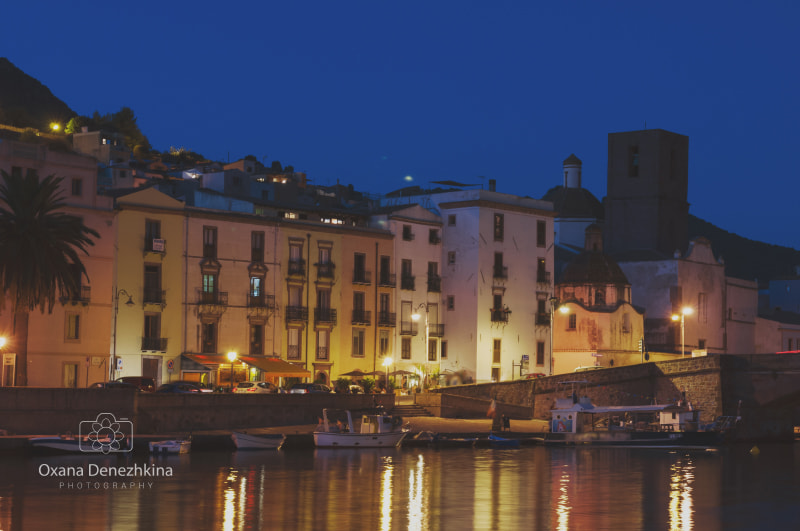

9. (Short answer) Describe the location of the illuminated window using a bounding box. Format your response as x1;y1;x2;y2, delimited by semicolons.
493;339;501;364
494;213;504;241
66;313;80;341
568;314;577;330
536;342;545;365
352;329;366;357
401;337;411;360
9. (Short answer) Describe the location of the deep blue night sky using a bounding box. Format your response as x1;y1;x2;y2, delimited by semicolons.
2;1;798;248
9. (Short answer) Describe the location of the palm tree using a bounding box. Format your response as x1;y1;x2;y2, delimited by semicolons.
0;170;98;386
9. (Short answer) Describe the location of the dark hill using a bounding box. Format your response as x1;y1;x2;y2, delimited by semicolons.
688;214;800;284
0;57;75;130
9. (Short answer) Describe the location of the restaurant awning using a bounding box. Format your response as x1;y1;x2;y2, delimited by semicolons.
181;354;311;378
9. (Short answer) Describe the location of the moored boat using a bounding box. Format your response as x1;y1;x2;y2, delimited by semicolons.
231;432;285;450
545;381;740;448
313;408;409;448
487;433;521;449
29;433;130;454
149;439;191;454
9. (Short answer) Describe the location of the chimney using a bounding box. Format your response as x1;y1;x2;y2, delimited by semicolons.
488;179;496;192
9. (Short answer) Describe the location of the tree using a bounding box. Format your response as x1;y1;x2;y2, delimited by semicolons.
0;171;99;386
65;116;84;135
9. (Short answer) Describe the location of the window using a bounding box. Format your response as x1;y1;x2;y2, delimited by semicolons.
428;339;437;361
352;329;366;357
287;328;301;359
63;363;78;388
354;252;368;283
144;264;161;303
379;255;391;284
493;293;503;311
789;339;793;351
429;229;440;244
71;178;83;197
537;259;548;283
251;231;265;262
629;146;639;177
143;314;162;350
493;339;501;364
448;215;456;226
379;330;390;356
289;240;304;275
250;276;263;297
494;252;506;278
66;313;80;340
250;324;264;355
494;213;504;241
537;220;546;248
202;274;216;293
447;296;454;310
402;225;414;241
317;330;329;360
447;251;456;265
145;219;161;243
401;337;411;360
568;314;577;330
594;289;605;306
698;339;706;350
201;322;217;353
536;342;545;365
441;341;447;359
622;314;631;333
203;226;217;259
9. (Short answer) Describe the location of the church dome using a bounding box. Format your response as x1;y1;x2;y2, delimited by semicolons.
560;252;630;285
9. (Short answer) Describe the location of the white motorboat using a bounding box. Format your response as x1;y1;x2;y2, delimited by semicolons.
149;439;191;454
231;432;285;450
313;408;409;448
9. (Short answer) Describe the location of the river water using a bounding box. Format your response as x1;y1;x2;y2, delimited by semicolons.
1;442;799;530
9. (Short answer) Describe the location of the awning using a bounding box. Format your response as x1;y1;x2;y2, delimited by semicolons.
181;354;216;371
181;354;311;378
240;356;311;378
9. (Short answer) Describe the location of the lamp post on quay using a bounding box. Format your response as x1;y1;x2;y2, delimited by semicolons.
671;307;694;358
382;356;393;391
549;297;570;376
411;303;430;385
227;351;238;391
111;288;135;381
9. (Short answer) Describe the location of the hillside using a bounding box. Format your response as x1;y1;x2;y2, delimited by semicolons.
0;57;75;130
688;214;800;283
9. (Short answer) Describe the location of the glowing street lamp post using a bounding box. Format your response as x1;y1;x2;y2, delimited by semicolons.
411;303;429;386
227;351;238;391
111;288;135;381
382;356;393;390
549;297;569;375
671;307;694;358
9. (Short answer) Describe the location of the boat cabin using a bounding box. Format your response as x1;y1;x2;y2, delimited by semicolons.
551;396;701;435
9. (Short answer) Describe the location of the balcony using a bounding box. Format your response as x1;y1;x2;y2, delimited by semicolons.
352;270;371;285
143;288;165;305
536;271;551;284
429;232;441;245
247;293;275;308
288;259;306;277
285;305;308;322
378;311;397;327
144;238;166;255
402;230;415;241
536;312;550;325
316;346;329;361
315;262;336;279
429;323;445;337
352;309;371;325
493;265;508;280
490;308;510;323
378;273;396;287
61;286;91;305
250;342;264;356
287;344;301;360
141;337;168;351
427;274;441;293
314;308;338;325
198;290;228;305
197;290;228;316
400;321;419;336
401;275;415;290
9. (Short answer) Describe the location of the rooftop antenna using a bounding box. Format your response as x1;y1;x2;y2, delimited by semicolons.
644;121;647;130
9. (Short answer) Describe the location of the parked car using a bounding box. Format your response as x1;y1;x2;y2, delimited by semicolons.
169;380;214;393
89;381;138;390
156;382;203;394
525;373;546;379
115;376;156;392
289;383;333;394
234;381;278;394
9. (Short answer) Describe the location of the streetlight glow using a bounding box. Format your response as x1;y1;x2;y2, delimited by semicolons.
671;307;693;358
227;351;237;390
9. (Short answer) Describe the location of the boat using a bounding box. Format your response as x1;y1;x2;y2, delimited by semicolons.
544;381;740;448
29;433;130;454
487;433;521;449
313;408;409;448
231;431;285;450
149;439;191;454
407;431;477;448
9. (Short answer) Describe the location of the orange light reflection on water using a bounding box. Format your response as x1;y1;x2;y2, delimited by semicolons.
555;465;571;531
380;462;393;531
669;459;695;531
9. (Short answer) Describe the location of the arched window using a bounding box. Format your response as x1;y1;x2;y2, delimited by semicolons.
595;289;605;306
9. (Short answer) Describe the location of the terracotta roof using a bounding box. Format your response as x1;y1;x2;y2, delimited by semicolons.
560;251;630;285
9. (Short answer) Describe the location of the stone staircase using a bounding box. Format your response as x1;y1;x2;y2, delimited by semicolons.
391;404;434;418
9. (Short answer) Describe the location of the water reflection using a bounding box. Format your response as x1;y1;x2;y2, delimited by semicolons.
0;444;796;530
669;457;695;531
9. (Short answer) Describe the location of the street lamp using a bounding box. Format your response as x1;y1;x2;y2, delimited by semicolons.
411;303;430;383
671;307;694;358
111;288;135;381
549;297;570;376
227;351;237;391
382;356;393;391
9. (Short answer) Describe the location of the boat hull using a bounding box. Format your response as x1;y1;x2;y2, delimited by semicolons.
313;431;408;448
149;440;191;454
543;430;725;448
231;432;285;450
